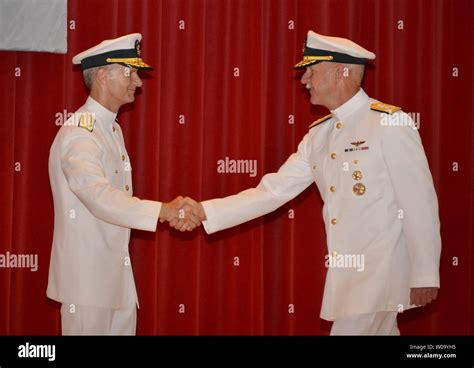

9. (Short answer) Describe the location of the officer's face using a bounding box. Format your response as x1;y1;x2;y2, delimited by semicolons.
106;64;143;107
301;62;335;106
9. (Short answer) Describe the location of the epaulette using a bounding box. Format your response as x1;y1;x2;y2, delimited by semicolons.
370;102;401;114
77;112;95;132
308;114;333;130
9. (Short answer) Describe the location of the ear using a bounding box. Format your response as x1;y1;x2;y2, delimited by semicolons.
95;67;110;87
333;64;344;83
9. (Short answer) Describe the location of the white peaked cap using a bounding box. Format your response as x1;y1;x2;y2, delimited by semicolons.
295;30;376;68
72;33;152;70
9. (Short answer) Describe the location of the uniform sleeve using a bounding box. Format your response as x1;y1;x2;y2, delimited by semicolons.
202;133;314;234
381;113;441;288
61;132;161;231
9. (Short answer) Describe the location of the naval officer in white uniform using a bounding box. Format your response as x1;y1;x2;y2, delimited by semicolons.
185;31;441;335
48;33;201;335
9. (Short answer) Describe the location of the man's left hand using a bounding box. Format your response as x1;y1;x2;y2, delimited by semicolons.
410;287;439;307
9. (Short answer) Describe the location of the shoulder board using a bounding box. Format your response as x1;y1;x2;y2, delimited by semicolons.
308;114;333;130
370;102;401;114
77;112;95;132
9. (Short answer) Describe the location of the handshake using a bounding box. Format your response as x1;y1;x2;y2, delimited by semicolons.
159;196;207;231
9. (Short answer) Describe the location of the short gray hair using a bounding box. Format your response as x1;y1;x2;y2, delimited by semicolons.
342;63;365;86
82;64;121;89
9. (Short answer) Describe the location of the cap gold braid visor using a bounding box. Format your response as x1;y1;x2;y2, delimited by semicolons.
295;47;368;68
80;48;152;70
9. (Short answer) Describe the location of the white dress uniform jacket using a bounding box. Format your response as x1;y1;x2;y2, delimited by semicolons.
47;97;161;309
201;89;441;320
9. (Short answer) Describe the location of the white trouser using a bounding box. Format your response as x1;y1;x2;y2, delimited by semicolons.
61;303;137;335
330;311;400;335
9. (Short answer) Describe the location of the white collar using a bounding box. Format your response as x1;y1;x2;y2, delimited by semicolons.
84;96;117;126
330;88;369;121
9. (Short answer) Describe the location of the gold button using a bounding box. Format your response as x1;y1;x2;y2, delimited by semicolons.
114;169;118;174
336;122;343;129
330;186;336;192
331;218;337;225
352;170;363;181
330;153;337;159
332;251;338;257
122;155;125;161
353;183;366;196
354;159;359;164
113;126;116;132
125;184;129;191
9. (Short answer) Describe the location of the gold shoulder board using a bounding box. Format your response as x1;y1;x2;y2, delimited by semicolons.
370;102;401;114
308;113;333;130
77;112;95;132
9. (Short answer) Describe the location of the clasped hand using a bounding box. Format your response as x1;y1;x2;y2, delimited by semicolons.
159;196;206;232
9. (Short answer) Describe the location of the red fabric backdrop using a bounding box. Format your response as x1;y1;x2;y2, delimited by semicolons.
0;0;472;335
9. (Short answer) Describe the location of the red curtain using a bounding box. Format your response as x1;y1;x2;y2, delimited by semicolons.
0;0;472;335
